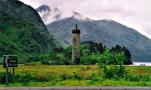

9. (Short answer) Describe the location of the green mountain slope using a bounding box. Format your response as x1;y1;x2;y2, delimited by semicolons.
0;0;59;63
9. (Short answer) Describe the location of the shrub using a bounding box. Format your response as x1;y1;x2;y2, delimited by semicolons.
80;54;101;65
101;64;127;79
102;65;114;79
114;64;127;78
41;60;50;65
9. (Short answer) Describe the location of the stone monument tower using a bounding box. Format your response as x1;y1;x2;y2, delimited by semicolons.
72;24;81;65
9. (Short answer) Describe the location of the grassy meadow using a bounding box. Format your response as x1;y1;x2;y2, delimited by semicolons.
0;64;151;87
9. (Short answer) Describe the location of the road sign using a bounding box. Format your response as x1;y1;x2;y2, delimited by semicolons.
3;55;18;68
2;55;18;83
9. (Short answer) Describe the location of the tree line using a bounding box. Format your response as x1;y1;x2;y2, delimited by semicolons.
38;41;132;65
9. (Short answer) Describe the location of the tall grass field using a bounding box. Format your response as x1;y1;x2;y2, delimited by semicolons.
0;64;151;87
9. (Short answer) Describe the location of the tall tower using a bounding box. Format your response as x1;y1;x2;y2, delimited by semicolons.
72;24;81;65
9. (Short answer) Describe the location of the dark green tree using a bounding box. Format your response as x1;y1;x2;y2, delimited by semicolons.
110;45;132;65
122;47;132;64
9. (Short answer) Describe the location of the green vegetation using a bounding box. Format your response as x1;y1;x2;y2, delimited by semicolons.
101;64;126;79
0;0;59;63
40;41;132;65
0;65;151;86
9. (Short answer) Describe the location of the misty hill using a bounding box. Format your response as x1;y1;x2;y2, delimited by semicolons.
47;15;151;62
0;0;59;63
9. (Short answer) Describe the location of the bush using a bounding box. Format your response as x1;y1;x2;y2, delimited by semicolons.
50;51;70;65
114;65;127;78
80;54;101;65
101;64;127;79
41;60;50;65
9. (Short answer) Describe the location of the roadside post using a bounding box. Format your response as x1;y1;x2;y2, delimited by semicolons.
2;55;18;83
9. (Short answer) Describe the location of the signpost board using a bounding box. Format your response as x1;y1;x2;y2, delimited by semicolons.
3;55;18;68
2;55;18;83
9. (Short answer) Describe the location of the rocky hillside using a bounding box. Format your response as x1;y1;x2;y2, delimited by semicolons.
47;15;151;62
0;0;59;63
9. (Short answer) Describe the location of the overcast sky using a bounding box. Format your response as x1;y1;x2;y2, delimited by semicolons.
20;0;151;39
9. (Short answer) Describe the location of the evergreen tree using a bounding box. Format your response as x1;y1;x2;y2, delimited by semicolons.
122;47;132;64
99;43;104;54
